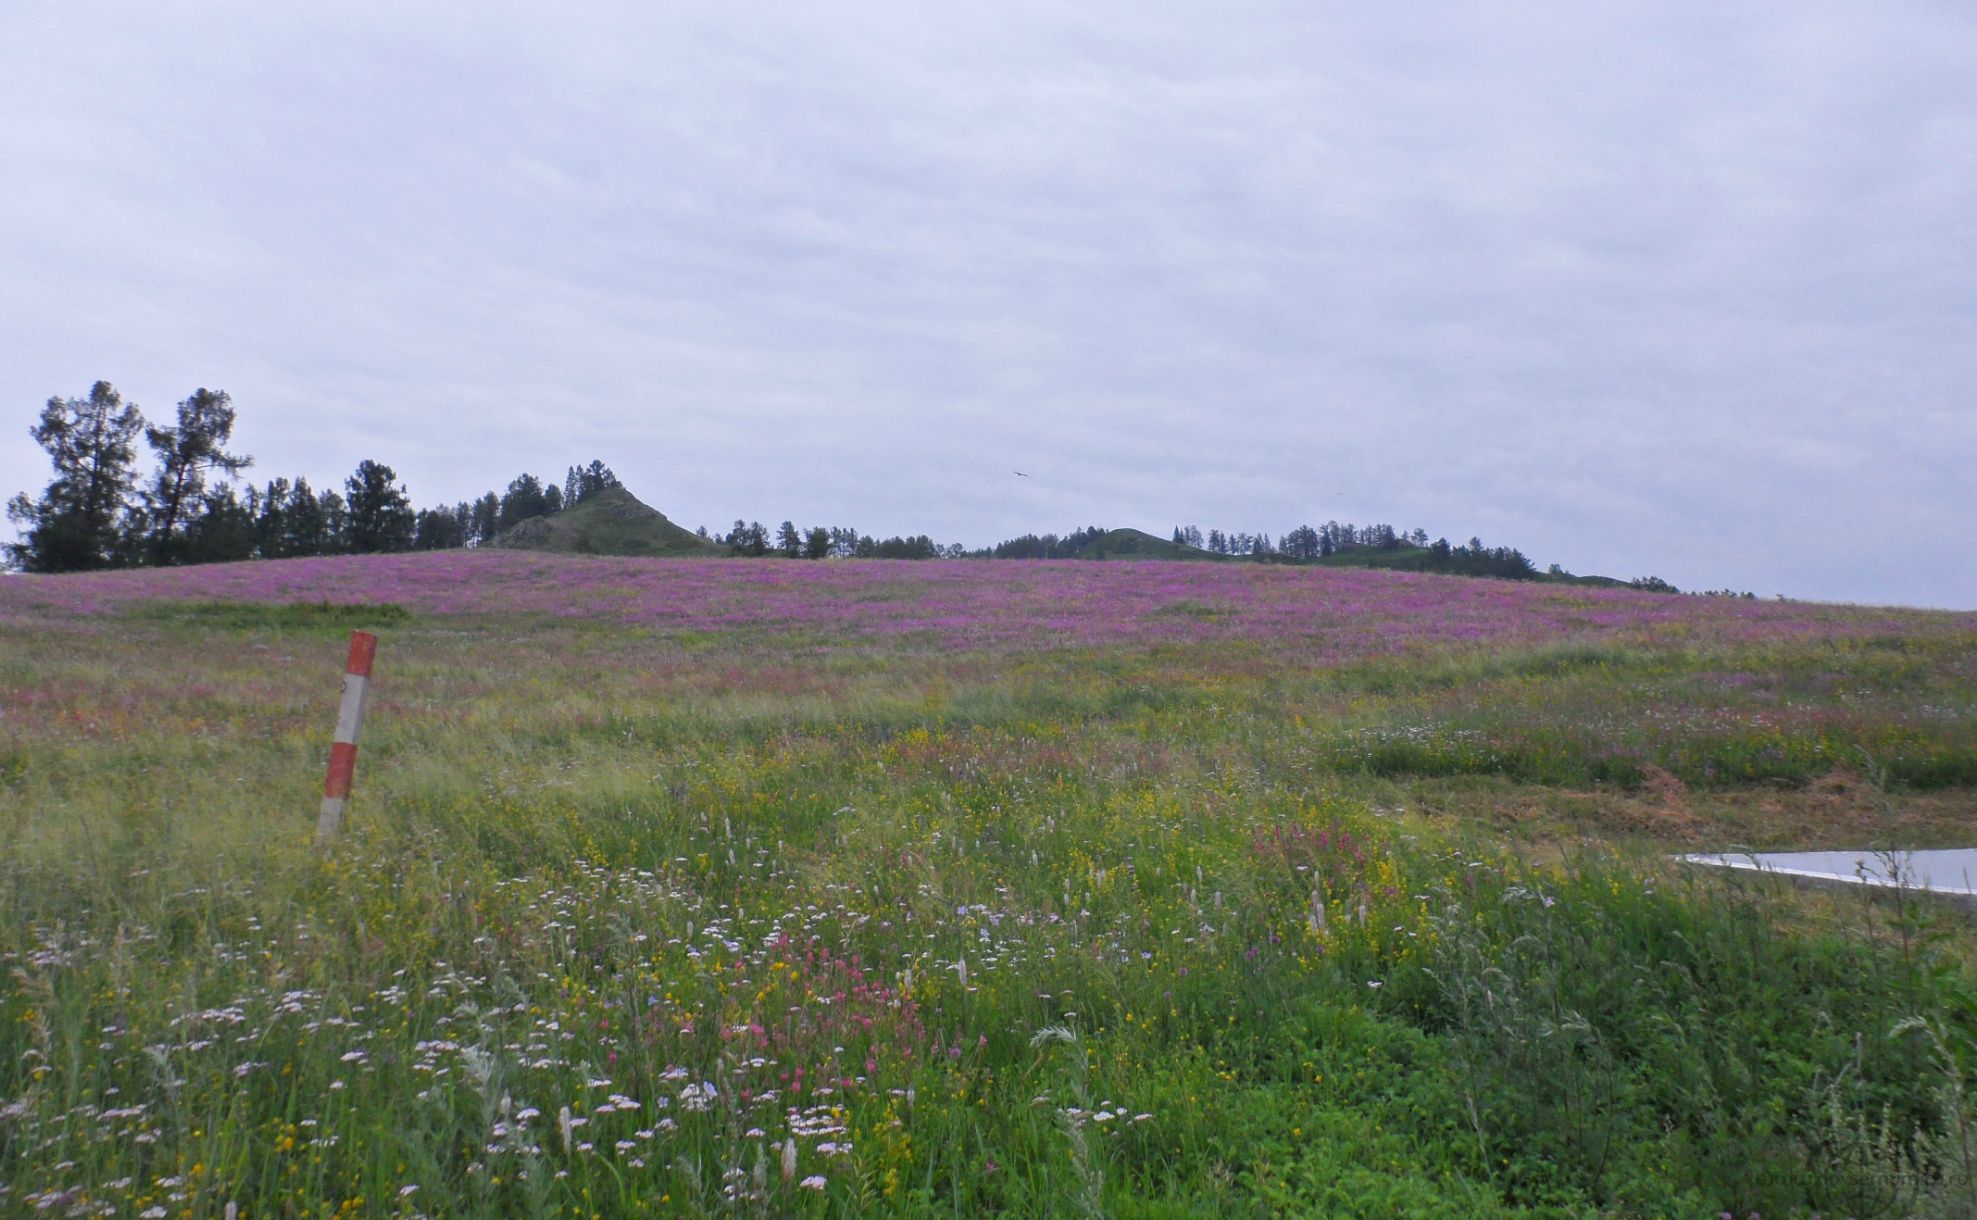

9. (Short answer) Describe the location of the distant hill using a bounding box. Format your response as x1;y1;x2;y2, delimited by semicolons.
990;528;1633;580
1067;528;1224;561
990;526;1227;561
487;485;721;557
1307;544;1630;587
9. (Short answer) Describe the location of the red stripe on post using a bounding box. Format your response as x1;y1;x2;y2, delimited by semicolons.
325;741;359;799
346;631;378;677
317;629;379;848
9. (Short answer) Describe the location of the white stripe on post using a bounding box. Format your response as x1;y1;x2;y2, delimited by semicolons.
316;630;377;848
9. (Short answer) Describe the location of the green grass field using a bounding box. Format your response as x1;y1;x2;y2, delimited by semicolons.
3;556;1975;1217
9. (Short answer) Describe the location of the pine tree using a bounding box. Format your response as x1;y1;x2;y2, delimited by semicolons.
498;474;551;529
568;460;618;505
253;477;291;558
6;381;147;572
142;388;251;565
469;493;500;546
344;461;415;553
182;485;257;564
414;506;467;550
1282;525;1319;560
319;490;349;553
281;478;329;556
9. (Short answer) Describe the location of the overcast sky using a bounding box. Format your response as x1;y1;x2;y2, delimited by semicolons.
3;3;1972;606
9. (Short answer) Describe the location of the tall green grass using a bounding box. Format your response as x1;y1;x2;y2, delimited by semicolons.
1;607;1973;1216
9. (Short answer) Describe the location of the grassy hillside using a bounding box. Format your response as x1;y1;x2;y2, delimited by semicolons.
1072;527;1224;560
2;554;1974;1216
488;484;721;557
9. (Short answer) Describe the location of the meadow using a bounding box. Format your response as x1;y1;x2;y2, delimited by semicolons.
2;553;1975;1217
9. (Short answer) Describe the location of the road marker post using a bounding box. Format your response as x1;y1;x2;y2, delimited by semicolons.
316;630;377;848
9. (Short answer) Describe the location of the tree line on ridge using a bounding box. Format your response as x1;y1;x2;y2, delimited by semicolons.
8;380;1694;591
4;381;621;572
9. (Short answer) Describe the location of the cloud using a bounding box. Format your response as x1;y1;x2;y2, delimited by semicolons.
2;2;1973;605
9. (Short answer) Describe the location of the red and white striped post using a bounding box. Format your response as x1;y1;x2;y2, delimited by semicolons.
316;630;377;848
